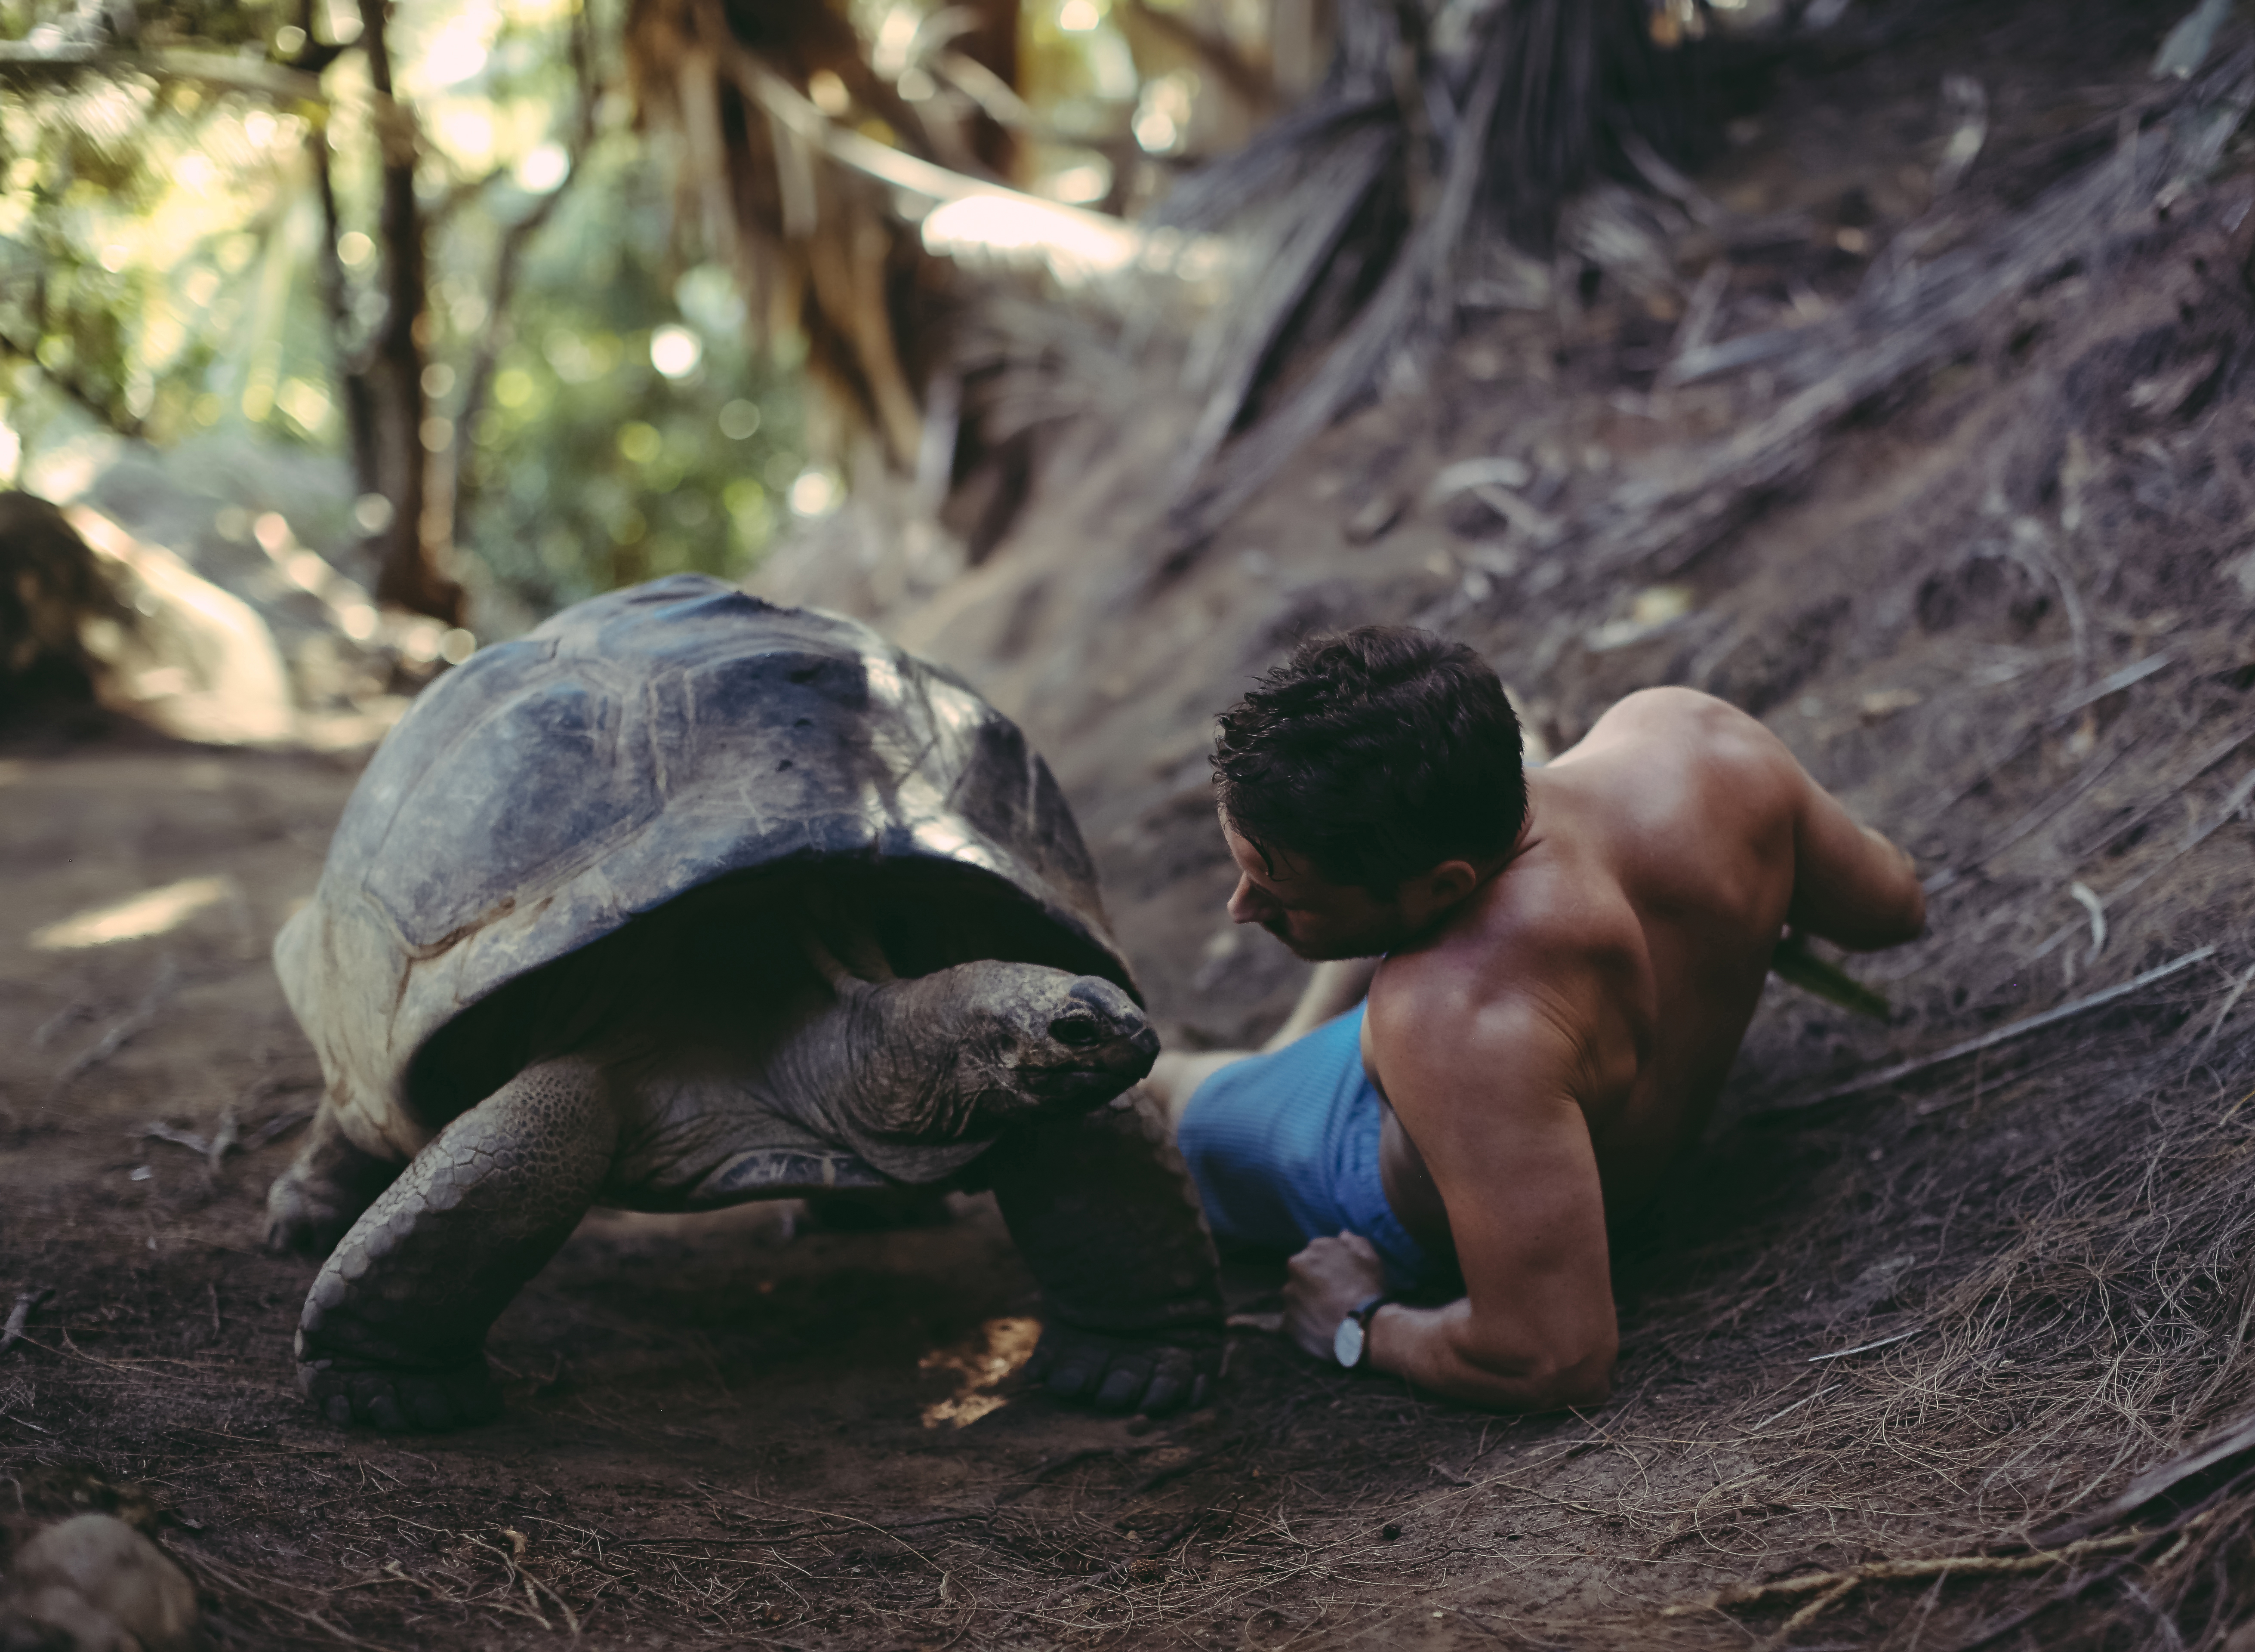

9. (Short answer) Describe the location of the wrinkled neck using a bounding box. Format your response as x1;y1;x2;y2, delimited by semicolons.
767;972;986;1145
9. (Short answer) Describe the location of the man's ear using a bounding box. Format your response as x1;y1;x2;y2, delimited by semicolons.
1403;859;1481;918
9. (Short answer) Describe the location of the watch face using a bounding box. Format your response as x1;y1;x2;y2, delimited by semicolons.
1333;1314;1366;1369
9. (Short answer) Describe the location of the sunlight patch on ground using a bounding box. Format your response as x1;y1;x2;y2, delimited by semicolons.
919;1316;1040;1429
30;875;238;951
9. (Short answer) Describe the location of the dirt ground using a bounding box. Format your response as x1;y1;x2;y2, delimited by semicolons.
9;2;2255;1648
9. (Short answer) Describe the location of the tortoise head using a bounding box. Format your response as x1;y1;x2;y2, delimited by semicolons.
870;961;1159;1139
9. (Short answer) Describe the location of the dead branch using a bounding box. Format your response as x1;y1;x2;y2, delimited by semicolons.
1756;945;2218;1115
1664;1531;2144;1617
1950;1493;2242;1652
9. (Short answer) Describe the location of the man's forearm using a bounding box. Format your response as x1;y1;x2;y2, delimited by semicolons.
1367;1298;1614;1412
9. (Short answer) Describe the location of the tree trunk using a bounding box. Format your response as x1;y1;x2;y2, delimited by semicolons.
309;129;379;502
360;0;461;625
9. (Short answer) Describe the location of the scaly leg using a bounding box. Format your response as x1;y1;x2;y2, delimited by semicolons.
295;1059;617;1431
979;1088;1223;1415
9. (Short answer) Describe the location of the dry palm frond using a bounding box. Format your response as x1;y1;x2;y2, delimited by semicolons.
625;0;947;468
1149;0;1707;561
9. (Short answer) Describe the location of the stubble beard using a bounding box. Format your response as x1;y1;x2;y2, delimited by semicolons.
1265;915;1399;963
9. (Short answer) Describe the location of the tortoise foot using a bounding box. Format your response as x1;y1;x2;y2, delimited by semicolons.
262;1108;401;1256
296;1356;503;1432
1023;1325;1218;1416
262;1164;364;1257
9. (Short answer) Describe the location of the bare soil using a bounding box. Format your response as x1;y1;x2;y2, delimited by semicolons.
9;3;2255;1647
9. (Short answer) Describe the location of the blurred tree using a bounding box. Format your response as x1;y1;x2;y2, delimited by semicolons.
619;0;1715;561
2;0;1725;621
0;0;806;627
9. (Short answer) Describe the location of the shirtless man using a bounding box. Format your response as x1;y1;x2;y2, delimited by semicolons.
1146;627;1925;1412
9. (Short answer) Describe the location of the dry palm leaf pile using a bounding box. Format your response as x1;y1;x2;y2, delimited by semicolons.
751;3;2255;1648
8;1;2255;1649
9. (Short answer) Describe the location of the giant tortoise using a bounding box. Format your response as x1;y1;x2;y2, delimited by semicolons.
268;575;1220;1430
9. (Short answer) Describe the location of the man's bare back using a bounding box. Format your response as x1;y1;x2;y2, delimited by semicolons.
1373;687;1921;1254
1159;652;1924;1413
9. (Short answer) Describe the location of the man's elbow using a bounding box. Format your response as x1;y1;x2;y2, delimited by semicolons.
1867;878;1927;950
1454;1336;1616;1413
1523;1348;1615;1412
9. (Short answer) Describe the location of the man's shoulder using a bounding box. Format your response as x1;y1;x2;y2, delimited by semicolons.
1364;935;1599;1100
1589;687;1771;751
1576;688;1801;814
1370;877;1634;1031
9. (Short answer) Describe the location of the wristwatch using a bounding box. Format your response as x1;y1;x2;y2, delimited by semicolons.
1332;1294;1393;1369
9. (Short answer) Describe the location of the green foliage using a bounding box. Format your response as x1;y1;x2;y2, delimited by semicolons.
0;0;804;626
450;139;804;610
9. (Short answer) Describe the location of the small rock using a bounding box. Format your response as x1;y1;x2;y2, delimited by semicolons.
4;1590;121;1652
8;1515;196;1652
1381;1522;1402;1541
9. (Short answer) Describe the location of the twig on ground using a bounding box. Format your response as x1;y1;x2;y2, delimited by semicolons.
170;1549;404;1652
0;1287;52;1357
1123;1439;1241;1500
2031;766;2255;962
1918;654;2174;860
1949;1523;2202;1652
712;1491;946;1572
2195;962;2255;1057
1748;1383;1836;1433
30;999;93;1049
1661;1529;2144;1618
140;1104;308;1167
1760;946;2217;1113
2067;882;2107;961
1002;1445;1146;1501
51;959;179;1093
1755;1575;1860;1650
1811;1329;1920;1362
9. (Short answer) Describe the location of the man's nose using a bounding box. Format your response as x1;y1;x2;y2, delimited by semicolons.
1226;874;1273;925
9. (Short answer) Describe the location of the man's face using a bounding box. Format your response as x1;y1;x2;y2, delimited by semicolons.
1221;820;1417;961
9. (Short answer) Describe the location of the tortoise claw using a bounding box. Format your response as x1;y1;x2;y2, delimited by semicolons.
297;1358;502;1432
1024;1325;1220;1417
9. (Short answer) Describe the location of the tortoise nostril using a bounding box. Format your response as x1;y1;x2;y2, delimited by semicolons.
1050;1016;1108;1047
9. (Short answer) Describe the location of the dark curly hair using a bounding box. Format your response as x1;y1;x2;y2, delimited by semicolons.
1211;627;1527;895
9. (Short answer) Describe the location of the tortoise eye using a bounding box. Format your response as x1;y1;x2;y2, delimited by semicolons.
1048;1015;1106;1047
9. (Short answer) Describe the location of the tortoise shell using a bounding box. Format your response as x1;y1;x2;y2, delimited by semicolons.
276;575;1134;1159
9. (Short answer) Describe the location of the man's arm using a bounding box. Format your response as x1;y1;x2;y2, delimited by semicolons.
1784;767;1926;952
1346;986;1618;1411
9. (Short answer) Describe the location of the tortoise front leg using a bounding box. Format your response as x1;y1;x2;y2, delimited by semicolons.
295;1058;617;1431
980;1087;1224;1415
